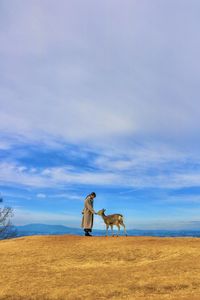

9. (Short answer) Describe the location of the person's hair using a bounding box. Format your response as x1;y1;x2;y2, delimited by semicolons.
90;192;96;197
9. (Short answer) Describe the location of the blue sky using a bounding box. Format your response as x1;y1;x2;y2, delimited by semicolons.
1;0;200;229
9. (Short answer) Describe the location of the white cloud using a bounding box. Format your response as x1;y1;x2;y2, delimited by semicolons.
36;193;46;199
0;143;9;150
163;194;200;204
1;157;200;190
94;143;189;171
1;0;200;149
49;193;82;201
0;162;121;188
0;162;51;188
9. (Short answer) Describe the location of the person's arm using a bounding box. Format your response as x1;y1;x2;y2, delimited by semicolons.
85;198;96;214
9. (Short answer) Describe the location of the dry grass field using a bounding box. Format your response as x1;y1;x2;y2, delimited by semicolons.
1;235;200;300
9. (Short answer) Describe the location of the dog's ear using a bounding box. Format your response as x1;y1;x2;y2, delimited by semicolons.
103;208;106;212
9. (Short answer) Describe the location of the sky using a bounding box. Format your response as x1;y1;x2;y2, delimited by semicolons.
1;0;200;229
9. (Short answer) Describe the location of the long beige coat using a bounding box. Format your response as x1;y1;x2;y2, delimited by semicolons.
81;195;95;229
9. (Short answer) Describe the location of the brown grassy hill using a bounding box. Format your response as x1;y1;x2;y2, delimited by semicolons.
1;235;200;300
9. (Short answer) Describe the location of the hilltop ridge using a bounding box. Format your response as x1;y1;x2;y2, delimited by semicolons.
1;235;200;299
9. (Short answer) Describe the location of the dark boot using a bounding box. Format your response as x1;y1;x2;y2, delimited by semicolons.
84;229;92;236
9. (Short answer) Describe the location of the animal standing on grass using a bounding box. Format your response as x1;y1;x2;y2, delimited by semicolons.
97;209;127;237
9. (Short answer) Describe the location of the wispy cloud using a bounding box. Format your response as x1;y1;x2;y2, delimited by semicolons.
1;156;200;190
36;193;46;199
0;161;120;188
1;1;200;147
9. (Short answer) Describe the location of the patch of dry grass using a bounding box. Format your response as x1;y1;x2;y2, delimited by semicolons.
1;235;200;299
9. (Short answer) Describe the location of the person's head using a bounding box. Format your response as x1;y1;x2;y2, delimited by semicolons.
90;192;96;199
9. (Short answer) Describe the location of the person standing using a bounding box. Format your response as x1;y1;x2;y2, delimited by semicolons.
81;192;96;236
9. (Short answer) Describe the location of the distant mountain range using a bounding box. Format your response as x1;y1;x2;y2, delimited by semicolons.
15;223;200;237
16;224;83;236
